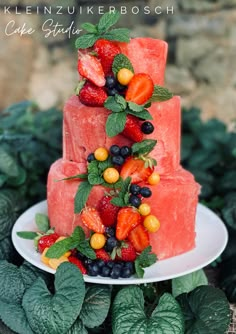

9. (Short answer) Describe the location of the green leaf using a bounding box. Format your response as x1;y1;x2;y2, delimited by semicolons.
87;160;103;185
150;85;173;102
110;197;126;207
112;53;134;76
77;240;96;260
103;28;130;43
67;318;88;334
177;286;231;334
112;286;184;334
46;237;79;259
35;213;50;233
71;226;85;242
22;263;86;334
128;102;144;112
74;181;93;213
0;236;16;261
88;173;103;185
115;94;127;109
0;147;19;177
79;285;111;328
7;167;27;186
132;139;157;156
135;246;157;278
17;231;38;240
0;190;18;241
106;112;126;137
127;108;153;120
172;269;208;298
104;96;124;113
75;34;98;49
81;22;98;34
97;11;120;33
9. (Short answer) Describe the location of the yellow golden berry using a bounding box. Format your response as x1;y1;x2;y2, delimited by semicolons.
103;167;120;184
143;215;160;233
138;203;151;216
90;233;106;249
148;172;160;185
117;68;134;85
41;247;50;265
94;147;109;161
48;256;69;270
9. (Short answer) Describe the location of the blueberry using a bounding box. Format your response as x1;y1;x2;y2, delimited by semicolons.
116;82;126;93
105;75;116;89
130;184;141;195
141;121;154;134
129;195;141;208
84;258;93;267
105;237;118;252
112;155;125;166
124;261;135;274
96;259;105;269
76;252;87;261
105;227;116;237
140;187;152;198
107;261;114;269
87;153;95;163
110;266;121;279
101;266;111;277
110;145;120;156
87;263;99;276
120;146;132;158
107;88;119;96
121;267;132;278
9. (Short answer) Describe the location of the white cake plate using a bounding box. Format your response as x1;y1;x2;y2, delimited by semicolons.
12;200;228;285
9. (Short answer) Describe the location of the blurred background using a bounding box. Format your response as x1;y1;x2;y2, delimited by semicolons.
0;0;235;124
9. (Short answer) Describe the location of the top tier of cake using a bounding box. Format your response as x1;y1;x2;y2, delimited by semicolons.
63;38;181;175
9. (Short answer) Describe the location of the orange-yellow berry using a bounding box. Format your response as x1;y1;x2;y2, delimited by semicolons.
48;256;69;270
103;167;120;184
90;233;106;249
138;203;151;216
143;215;160;233
94;147;109;161
117;68;134;86
41;247;50;265
148;172;160;185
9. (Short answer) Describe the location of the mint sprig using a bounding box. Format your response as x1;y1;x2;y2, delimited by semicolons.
110;177;131;207
150;85;173;102
132;139;157;156
112;53;134;76
75;12;130;49
135;246;157;278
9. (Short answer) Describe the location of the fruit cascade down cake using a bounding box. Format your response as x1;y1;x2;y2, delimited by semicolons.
47;12;200;277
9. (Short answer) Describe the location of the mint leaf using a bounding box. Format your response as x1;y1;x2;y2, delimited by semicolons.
115;94;127;109
132;139;157;156
46;237;79;259
88;160;103;185
106;112;126;137
112;53;134;76
77;240;96;260
127;108;153;120
74;181;93;213
80;286;111;328
88;173;103;185
17;231;38;239
23;263;86;334
81;22;98;34
67;319;88;334
71;226;85;242
128;102;144;112
60;173;88;181
104;96;123;113
150;85;173;102
110;197;126;207
35;213;49;233
98;157;112;171
172;269;208;298
135;246;157;278
97;11;120;33
103;28;130;42
75;34;98;49
177;286;231;334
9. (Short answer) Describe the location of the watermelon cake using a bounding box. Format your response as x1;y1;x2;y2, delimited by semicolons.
44;12;200;278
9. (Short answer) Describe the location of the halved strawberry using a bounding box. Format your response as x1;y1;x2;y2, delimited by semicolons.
116;207;141;241
79;82;108;107
122;115;144;142
37;233;59;253
125;73;154;105
95;249;110;262
68;256;87;274
115;241;137;262
128;224;150;252
120;157;153;184
78;54;105;87
97;196;120;227
81;207;105;233
94;39;121;75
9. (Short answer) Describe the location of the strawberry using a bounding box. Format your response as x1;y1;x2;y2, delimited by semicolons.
68;256;87;274
128;224;150;252
120;157;153;184
79;82;108;107
116;241;137;262
37;233;59;253
95;249;110;262
116;207;141;241
97;196;120;227
122;115;144;142
81;207;105;233
125;73;154;105
78;54;105;87
94;39;121;75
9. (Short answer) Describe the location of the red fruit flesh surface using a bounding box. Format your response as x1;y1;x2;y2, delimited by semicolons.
94;39;121;75
79;82;108;107
125;73;154;105
97;196;120;227
78;54;105;87
118;241;137;262
38;233;59;253
116;207;141;241
81;207;105;233
128;224;150;253
95;249;110;262
120;157;152;184
122;115;144;142
68;256;87;274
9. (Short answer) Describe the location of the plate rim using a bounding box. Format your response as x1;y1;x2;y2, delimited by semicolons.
11;200;228;285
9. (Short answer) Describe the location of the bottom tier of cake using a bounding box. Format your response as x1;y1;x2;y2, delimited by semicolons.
47;159;200;260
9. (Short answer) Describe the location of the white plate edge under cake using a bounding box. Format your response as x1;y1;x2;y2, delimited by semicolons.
11;200;228;285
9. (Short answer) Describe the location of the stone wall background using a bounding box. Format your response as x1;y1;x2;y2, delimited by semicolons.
0;0;235;124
